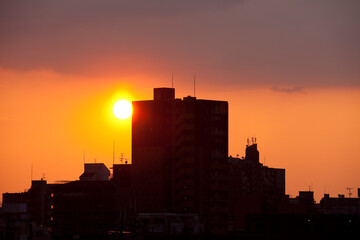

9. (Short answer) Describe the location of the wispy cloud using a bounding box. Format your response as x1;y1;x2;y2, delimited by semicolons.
271;86;306;94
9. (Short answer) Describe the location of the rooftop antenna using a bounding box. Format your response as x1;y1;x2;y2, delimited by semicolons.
347;187;353;198
172;72;174;88
120;153;125;164
193;74;196;97
113;140;115;165
31;164;33;182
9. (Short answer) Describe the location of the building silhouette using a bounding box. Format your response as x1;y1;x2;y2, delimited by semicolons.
132;88;228;233
228;142;285;231
79;163;110;181
51;180;116;239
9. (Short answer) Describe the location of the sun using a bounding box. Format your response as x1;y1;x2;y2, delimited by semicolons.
113;99;133;119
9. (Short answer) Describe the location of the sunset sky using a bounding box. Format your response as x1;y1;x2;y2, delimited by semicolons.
1;0;359;202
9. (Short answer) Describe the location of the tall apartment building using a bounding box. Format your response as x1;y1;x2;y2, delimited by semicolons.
228;142;286;230
132;88;228;233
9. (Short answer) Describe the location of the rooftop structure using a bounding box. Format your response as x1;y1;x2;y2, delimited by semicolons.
79;163;110;181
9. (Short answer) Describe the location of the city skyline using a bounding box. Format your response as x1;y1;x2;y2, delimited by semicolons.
0;85;358;202
1;88;358;239
1;0;360;203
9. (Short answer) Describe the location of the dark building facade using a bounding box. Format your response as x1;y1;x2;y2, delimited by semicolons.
1;165;126;240
51;181;116;239
320;193;360;215
132;88;228;233
228;142;286;230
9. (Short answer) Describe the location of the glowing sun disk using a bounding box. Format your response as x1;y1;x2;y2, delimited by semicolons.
113;100;132;119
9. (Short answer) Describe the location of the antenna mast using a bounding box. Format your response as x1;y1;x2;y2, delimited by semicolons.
194;74;196;97
172;72;174;88
113;140;115;165
120;153;125;164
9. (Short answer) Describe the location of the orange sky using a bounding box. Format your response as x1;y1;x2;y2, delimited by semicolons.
0;67;359;203
1;0;359;203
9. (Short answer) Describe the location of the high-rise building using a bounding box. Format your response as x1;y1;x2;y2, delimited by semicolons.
132;87;228;233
